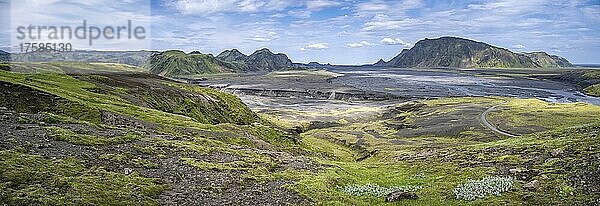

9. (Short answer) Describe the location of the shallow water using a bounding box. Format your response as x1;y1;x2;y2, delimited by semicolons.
331;68;600;105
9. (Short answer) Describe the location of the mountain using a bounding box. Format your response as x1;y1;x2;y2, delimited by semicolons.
244;48;293;71
0;50;9;62
386;37;572;68
143;50;244;76
216;49;249;62
8;50;155;66
523;52;573;68
373;59;387;67
144;48;297;77
293;62;333;68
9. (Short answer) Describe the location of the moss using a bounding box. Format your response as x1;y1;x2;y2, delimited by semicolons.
0;150;166;205
143;50;240;76
99;153;158;169
583;84;600;97
181;158;251;171
487;98;600;132
165;82;262;125
46;126;141;146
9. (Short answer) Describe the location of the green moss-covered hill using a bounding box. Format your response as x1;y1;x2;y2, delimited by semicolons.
142;50;246;76
144;48;295;76
1;62;599;205
386;37;573;68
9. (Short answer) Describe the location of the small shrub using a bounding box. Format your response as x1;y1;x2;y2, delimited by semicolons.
340;183;421;197
453;176;513;201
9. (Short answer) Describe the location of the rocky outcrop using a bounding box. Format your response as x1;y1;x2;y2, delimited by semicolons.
386;37;572;68
523;52;573;68
385;191;418;202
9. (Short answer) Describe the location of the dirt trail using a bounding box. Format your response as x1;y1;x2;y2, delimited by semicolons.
479;102;520;138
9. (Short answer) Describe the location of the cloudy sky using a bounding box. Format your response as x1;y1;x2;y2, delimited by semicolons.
1;0;599;64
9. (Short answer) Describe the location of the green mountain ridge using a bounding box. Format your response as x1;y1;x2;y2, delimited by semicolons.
386;37;573;68
143;50;245;76
7;50;154;66
144;48;296;76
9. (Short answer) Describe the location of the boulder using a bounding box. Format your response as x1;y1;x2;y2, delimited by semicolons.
385;191;418;202
523;180;539;190
550;148;563;157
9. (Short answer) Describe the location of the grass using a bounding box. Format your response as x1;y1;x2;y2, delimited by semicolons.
488;98;600;133
277;96;600;205
0;150;167;205
0;64;261;130
584;84;600;97
1;62;599;205
143;50;239;76
47;126;141;146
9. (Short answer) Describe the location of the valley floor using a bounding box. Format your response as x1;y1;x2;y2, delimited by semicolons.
0;62;599;205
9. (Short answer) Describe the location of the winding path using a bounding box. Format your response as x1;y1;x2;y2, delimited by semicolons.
479;102;520;138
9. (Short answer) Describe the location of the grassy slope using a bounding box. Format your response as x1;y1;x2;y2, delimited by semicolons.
1;62;599;205
582;71;600;97
285;97;600;205
0;62;300;204
0;150;166;205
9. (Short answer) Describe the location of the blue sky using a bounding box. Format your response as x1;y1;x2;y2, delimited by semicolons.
1;0;599;64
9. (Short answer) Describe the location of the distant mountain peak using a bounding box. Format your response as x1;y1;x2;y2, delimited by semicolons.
252;48;274;55
217;49;249;62
246;48;292;71
373;59;387;66
0;50;9;62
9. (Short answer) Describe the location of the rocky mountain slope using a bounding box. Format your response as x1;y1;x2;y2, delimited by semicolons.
373;59;387;67
243;48;293;71
216;49;248;63
8;50;154;66
523;52;573;68
386;37;573;68
216;48;294;71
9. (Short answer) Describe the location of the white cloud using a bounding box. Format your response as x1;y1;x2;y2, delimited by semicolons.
356;1;389;12
166;0;296;15
288;10;311;18
300;43;328;51
306;0;341;10
361;13;425;31
381;38;411;47
347;41;374;48
247;31;279;42
513;44;526;49
355;0;423;17
270;13;287;18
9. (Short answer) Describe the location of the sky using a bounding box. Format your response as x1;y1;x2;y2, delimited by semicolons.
1;0;599;64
